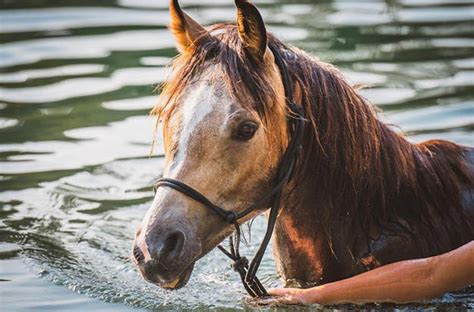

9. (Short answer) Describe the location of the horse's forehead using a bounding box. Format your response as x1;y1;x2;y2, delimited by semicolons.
179;79;231;129
172;78;231;154
165;77;234;175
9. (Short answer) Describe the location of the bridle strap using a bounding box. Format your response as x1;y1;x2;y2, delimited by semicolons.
153;45;305;297
154;162;295;224
154;179;238;223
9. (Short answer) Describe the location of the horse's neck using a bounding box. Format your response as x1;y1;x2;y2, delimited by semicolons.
272;176;341;286
271;53;473;284
272;141;474;286
272;168;413;286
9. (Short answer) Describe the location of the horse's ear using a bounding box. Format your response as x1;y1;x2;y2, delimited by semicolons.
169;0;210;54
235;0;268;62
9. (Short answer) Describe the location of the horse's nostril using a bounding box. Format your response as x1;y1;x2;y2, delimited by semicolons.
133;245;145;263
161;231;185;258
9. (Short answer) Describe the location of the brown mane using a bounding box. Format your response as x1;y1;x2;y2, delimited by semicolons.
153;24;473;258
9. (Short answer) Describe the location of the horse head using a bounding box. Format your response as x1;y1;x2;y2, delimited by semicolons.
132;0;290;289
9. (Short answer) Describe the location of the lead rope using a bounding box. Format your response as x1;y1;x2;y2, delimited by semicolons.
217;226;267;297
153;45;305;298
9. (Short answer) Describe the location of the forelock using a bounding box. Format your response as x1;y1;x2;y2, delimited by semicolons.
153;24;279;126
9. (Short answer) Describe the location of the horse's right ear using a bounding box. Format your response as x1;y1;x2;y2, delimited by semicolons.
169;0;210;54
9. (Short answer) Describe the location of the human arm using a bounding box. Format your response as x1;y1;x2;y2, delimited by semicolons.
268;240;474;305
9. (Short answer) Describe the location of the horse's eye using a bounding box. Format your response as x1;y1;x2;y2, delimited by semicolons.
234;122;258;141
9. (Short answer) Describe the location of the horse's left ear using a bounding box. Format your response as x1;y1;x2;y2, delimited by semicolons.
170;0;210;54
235;0;268;62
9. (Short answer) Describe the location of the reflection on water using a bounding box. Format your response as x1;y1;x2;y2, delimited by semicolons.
0;0;473;310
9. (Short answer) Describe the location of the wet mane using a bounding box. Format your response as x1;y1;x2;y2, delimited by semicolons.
154;24;473;257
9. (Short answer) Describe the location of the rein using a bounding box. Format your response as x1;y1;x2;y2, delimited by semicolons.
153;46;305;297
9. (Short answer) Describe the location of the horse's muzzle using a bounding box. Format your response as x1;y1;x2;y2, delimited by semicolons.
132;227;198;289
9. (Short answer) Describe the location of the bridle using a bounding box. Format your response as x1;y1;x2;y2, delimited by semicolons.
153;46;305;297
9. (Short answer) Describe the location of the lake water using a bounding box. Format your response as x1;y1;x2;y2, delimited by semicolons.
1;0;473;310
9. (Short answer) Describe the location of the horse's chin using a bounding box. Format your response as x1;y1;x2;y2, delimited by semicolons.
159;263;194;290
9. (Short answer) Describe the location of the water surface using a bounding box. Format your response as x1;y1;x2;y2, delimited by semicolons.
1;0;473;310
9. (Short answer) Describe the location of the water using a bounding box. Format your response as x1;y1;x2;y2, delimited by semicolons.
0;0;473;310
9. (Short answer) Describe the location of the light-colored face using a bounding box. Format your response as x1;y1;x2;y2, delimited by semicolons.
132;0;286;290
133;63;287;288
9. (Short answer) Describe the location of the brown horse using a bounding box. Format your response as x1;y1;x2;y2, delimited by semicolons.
132;0;474;292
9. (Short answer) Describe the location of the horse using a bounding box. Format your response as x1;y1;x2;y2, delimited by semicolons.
132;0;474;293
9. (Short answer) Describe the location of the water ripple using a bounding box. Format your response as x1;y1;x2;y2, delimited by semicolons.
0;67;167;103
1;30;174;68
0;116;161;174
0;8;170;34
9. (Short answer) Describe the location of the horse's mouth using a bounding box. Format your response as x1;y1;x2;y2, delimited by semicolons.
158;263;195;290
133;255;196;290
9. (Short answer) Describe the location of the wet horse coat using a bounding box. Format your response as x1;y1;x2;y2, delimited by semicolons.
133;0;474;291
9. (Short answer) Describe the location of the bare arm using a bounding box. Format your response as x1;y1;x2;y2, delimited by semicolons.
268;240;474;305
